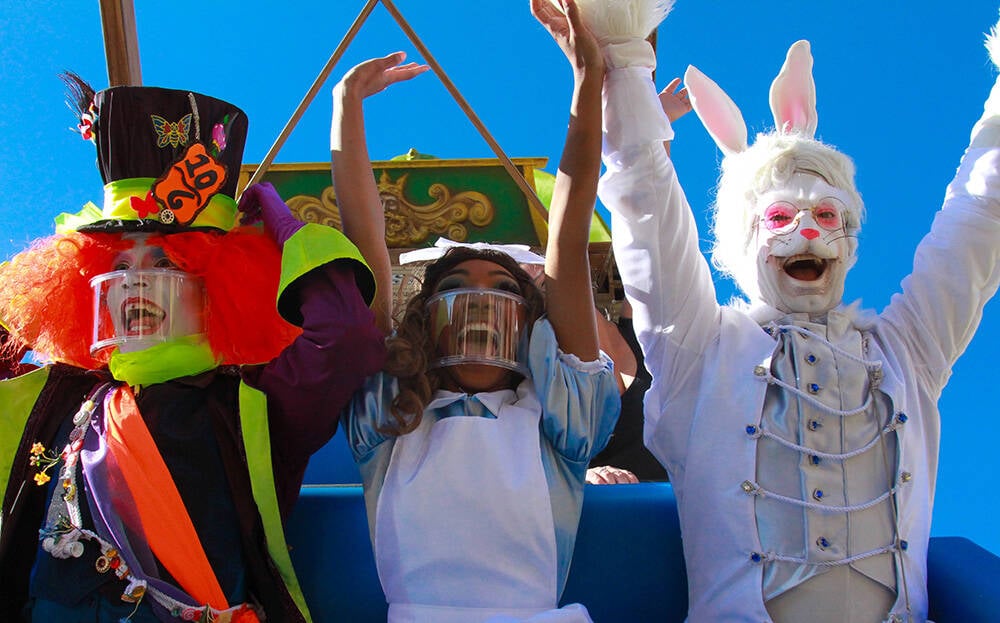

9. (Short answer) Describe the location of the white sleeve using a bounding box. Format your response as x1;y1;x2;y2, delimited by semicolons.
880;71;1000;390
598;63;722;440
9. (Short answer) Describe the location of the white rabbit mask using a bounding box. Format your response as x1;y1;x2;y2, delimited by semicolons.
684;41;864;315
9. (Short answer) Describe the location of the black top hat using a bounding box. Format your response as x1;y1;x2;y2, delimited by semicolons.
64;77;248;234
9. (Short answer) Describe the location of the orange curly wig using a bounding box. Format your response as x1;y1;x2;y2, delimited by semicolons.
0;226;300;369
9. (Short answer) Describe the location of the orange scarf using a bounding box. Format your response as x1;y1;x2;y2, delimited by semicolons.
104;384;229;610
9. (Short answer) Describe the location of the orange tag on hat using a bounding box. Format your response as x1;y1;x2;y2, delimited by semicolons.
151;143;227;226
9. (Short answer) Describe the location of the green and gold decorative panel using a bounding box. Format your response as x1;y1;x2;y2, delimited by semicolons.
239;157;554;248
238;157;619;318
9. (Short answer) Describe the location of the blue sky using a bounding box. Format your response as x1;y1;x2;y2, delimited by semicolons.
2;1;1000;557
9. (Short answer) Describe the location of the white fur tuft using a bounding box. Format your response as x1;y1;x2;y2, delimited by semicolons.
569;0;674;42
987;15;1000;69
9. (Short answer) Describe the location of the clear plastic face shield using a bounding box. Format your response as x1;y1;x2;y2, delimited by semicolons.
426;287;528;375
90;269;206;354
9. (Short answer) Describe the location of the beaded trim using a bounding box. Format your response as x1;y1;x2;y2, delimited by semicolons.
37;384;260;622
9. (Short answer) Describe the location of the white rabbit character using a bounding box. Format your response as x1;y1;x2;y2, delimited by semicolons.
596;3;1000;621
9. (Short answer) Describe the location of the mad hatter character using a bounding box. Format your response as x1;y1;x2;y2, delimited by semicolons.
0;77;385;622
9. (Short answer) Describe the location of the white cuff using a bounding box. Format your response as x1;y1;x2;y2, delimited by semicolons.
603;66;673;155
558;348;614;374
602;38;656;70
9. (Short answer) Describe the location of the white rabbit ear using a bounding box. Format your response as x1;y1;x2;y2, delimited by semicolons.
769;40;818;138
684;64;749;156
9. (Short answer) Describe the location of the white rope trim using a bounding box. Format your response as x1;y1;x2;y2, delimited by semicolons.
768;323;884;370
743;480;897;513
757;426;889;461
757;369;875;416
763;542;899;567
757;323;913;617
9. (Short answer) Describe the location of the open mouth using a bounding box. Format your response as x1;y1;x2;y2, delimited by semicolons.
121;297;166;336
782;255;829;282
456;321;501;354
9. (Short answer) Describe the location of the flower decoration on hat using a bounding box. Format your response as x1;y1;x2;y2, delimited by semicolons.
211;121;228;154
64;72;98;144
77;103;97;143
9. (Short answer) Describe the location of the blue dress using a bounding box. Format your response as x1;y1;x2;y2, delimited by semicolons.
344;317;620;616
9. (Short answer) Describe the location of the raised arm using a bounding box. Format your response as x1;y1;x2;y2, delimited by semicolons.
532;0;604;361
236;182;385;515
331;53;429;334
881;22;1000;384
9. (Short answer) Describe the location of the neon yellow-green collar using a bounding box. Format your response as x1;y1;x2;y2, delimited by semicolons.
108;335;219;388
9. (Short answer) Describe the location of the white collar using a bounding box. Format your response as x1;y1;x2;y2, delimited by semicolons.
425;386;521;419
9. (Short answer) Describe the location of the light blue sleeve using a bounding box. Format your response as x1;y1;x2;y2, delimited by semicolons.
526;318;621;598
342;371;399;462
342;371;400;539
528;317;621;464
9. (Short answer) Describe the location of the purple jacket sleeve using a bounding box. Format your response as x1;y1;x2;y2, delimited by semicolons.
241;261;385;515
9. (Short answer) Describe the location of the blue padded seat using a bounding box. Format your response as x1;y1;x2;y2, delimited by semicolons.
286;481;1000;622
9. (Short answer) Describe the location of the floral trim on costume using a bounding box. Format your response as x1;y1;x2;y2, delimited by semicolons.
36;384;262;623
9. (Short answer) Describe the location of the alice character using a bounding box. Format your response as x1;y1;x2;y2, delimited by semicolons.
328;1;621;620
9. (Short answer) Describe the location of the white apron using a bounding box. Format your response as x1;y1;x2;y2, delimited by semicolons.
374;390;592;623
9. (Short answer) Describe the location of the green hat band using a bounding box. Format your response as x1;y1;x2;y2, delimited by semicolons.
55;178;238;234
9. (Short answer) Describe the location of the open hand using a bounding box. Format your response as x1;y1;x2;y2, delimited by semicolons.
659;77;692;123
531;0;604;75
336;51;430;102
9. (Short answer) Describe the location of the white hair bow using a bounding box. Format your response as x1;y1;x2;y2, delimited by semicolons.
398;237;546;265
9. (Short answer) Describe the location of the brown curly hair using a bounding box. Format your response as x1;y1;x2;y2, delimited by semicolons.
382;246;545;435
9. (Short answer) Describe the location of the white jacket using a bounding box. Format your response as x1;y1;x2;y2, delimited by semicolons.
597;64;1000;622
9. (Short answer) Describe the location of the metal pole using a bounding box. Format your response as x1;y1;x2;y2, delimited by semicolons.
378;0;549;222
243;0;381;192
